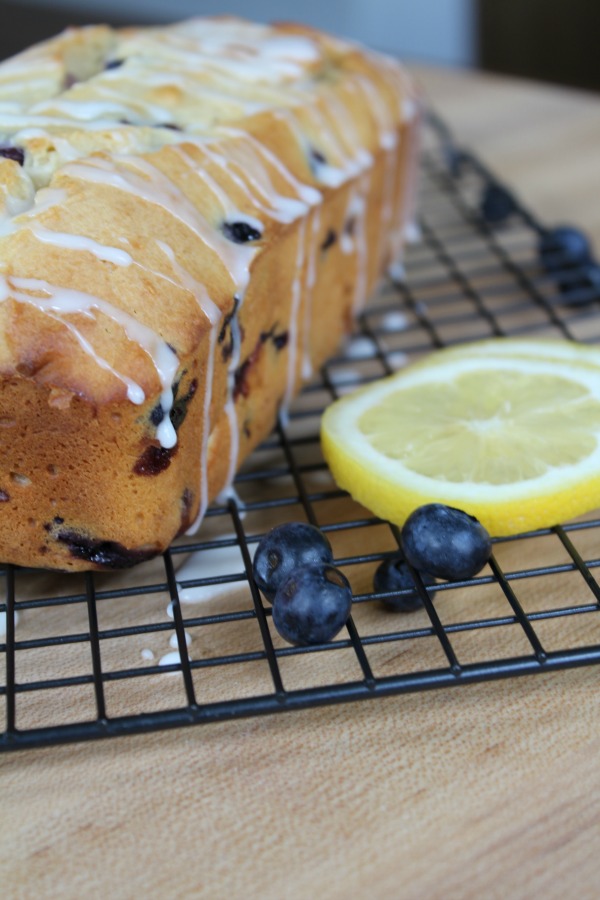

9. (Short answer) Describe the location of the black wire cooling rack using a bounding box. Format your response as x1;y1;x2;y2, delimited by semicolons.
2;114;600;751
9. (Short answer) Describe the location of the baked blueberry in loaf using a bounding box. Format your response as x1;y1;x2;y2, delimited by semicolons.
0;17;420;570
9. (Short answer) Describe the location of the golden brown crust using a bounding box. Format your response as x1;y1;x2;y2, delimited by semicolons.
0;17;419;570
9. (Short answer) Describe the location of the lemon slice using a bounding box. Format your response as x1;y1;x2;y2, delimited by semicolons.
321;353;600;536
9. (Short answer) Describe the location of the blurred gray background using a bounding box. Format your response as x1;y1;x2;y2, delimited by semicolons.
0;0;598;91
0;0;477;66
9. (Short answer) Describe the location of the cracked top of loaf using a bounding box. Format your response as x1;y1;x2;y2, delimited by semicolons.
0;17;416;413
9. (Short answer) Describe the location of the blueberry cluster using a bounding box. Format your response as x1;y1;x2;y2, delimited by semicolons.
253;506;492;641
252;522;352;646
373;503;492;613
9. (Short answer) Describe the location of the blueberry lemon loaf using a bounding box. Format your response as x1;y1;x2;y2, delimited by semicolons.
0;17;419;571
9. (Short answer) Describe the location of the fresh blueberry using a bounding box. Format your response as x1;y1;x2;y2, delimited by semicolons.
557;261;600;306
401;504;492;581
169;378;197;431
222;221;262;244
271;330;288;351
133;444;175;476
218;295;240;361
308;146;328;178
581;262;600;296
538;226;592;272
320;228;337;251
480;183;517;224
272;564;352;645
309;146;327;166
56;530;157;568
373;556;437;611
444;145;468;178
0;146;25;166
253;522;333;602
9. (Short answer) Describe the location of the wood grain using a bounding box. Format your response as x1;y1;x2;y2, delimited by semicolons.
2;66;600;900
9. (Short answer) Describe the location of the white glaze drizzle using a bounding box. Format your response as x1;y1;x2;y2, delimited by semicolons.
398;110;422;250
0;113;150;131
172;137;299;494
317;91;374;176
339;175;371;314
142;24;321;84
62;155;256;297
0;279;145;404
281;217;308;420
345;335;376;360
379;147;399;267
159;649;190;670
171;148;263;496
31;98;143;121
301;207;321;379
380;309;408;332
179;128;322;488
353;174;372;314
371;52;421;261
31;225;134;266
155;240;221;534
0;609;18;639
198;139;309;224
2;207;211;448
175;538;246;603
169;630;192;649
33;78;179;126
388;260;406;284
218;126;321;209
174;144;264;237
353;74;398;151
0;275;179;442
352;73;400;268
271;107;345;187
222;393;238;493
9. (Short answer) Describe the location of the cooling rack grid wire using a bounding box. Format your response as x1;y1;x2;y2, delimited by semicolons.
2;113;600;751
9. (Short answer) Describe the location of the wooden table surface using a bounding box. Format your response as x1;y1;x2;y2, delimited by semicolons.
3;65;600;900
